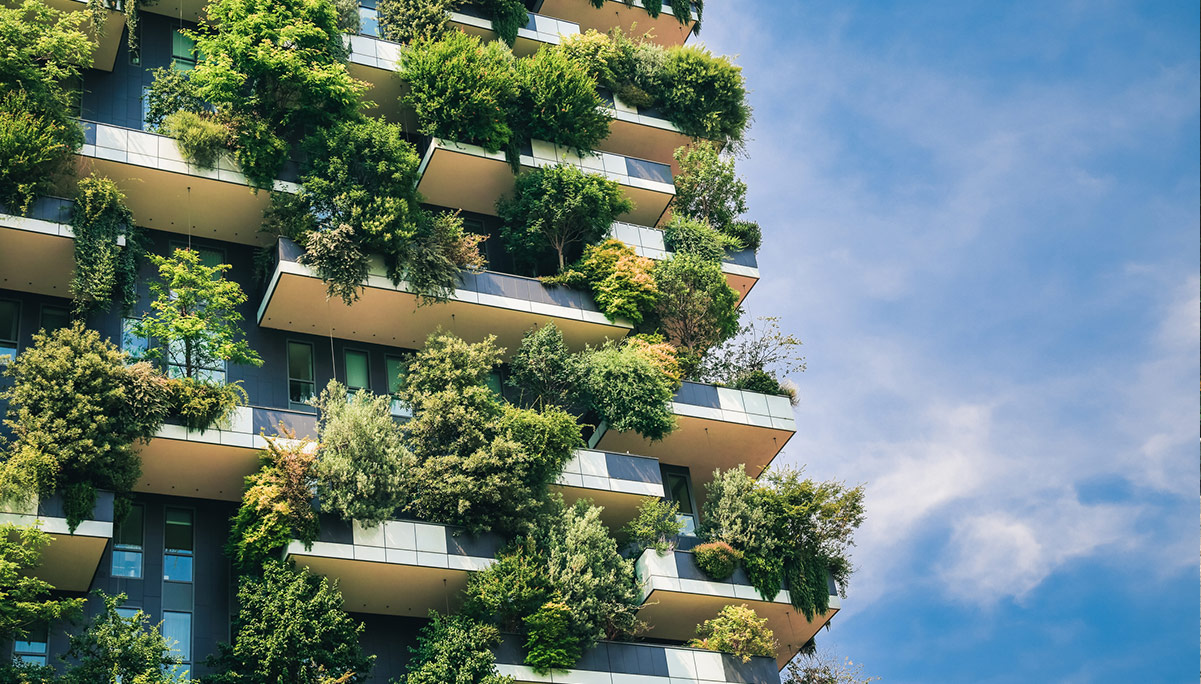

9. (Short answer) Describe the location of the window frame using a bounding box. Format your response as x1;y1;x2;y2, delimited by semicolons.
111;503;145;579
343;347;371;396
163;507;195;583
12;623;48;666
287;340;316;411
660;465;700;536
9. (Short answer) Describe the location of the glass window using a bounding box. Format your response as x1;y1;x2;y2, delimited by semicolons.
39;306;70;334
344;349;369;395
171;30;198;71
0;299;18;364
115;607;140;620
385;355;410;417
112;504;144;579
662;467;698;536
164;508;194;582
161;611;192;662
485;371;503;399
288;341;315;409
359;5;379;37
13;624;48;666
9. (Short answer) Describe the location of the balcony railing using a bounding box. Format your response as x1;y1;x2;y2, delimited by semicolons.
555;448;664;530
608;220;760;303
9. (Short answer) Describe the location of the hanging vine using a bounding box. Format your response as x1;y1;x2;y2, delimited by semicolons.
70;174;146;317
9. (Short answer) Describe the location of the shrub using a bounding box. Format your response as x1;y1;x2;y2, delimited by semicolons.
144;67;207;131
299;222;371;305
0;524;85;643
651;252;740;377
405;210;488;305
663;215;739;262
478;0;529;46
688;604;776;663
546;240;657;324
523;601;578;673
724;219;761;252
63;591;186;683
401;32;519;154
462;539;551;630
672;142;747;234
405;612;513;684
513;46;610;154
621;498;683;555
377;0;455;44
498;166;632;274
226;436;319;575
579;339;677;441
166;376;245;432
729;369;786;397
159;110;228;168
0;91;83;217
693;541;742;581
71;174;145;316
660;46;750;145
313;381;411;527
507;323;585;411
0;324;166;530
205;561;373;683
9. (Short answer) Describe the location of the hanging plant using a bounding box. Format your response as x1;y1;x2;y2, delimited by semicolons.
71;174;146;316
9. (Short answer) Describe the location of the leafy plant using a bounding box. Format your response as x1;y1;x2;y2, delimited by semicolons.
0;91;83;218
313;381;410;527
783;650;880;684
672;142;747;234
144;68;208;132
506;323;585;411
70;174;145;316
579;338;678;441
166;375;245;432
0;324;167;530
405;612;513;684
650;252;740;377
226;435;319;575
724;219;761;252
405;210;488;305
160;110;229;169
134;248;263;380
545;239;657;324
660;46;750;145
523;601;577;673
297;222;370;305
688;604;775;664
63;591;186;684
377;0;455;44
0;524;85;643
462;538;551;631
692;541;742;581
498;165;632;274
663;214;740;262
513;46;610;154
204;560;373;683
479;0;529;46
621;497;683;555
699;316;805;402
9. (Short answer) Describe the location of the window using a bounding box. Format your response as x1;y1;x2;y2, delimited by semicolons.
111;504;144;578
0;299;18;364
12;624;48;666
122;317;150;362
163;508;194;582
115;607;140;620
288;341;315;409
359;3;379;37
171;30;198;71
661;466;699;536
485;370;503;399
385;355;411;417
344;349;370;397
39;305;70;334
162;611;192;663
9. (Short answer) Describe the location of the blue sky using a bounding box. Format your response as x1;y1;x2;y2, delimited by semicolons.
696;2;1198;682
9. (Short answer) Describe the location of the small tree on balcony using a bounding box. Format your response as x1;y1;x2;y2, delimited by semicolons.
650;252;740;377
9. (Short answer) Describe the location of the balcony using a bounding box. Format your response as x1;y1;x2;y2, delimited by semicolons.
494;635;779;683
554;449;663;531
636;548;840;668
48;0;125;71
0;490;114;592
0;197;87;298
257;237;631;355
71;121;300;245
530;0;696;48
418;138;675;227
595;89;692;171
136;405;317;502
590;382;796;492
285;517;501;617
609;221;760;304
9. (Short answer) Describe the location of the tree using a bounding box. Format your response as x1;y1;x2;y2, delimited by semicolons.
376;0;455;44
650;253;740;377
71;174;146;316
543;240;657;324
204;561;373;684
620;498;683;555
498;165;632;274
660;46;751;147
688;604;776;663
671;142;747;234
579;340;678;442
226;435;319;575
0;2;91;214
404;612;513;684
663;214;741;262
698;315;805;402
313;381;410;527
512;46;610;155
506;323;585;411
134;248;262;381
783;650;878;684
0;524;85;644
62;591;186;684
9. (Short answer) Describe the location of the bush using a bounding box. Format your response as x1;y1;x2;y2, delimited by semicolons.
160;110;228;168
498;166;632;274
513;46;610;154
226;436;319;575
621;498;683;555
729;369;786;396
205;561;373;683
71;174;145;316
663;215;738;262
144;67;208;131
405;210;488;305
0;90;83;217
401;32;518;154
63;591;186;684
506;323;586;411
546;240;657;324
313;381;410;527
0;524;85;643
377;0;454;44
693;541;742;581
479;0;529;46
688;604;776;663
523;601;578;673
725;219;761;252
660;45;750;145
579;339;677;441
167;376;245;432
698;316;806;394
651;252;740;377
299;222;371;305
405;612;513;684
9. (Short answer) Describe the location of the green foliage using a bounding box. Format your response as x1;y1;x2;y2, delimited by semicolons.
513;47;610;154
0;2;90;214
134;248;262;380
405;210;488;305
579;338;678;441
688;604;776;664
523;601;578;673
63;591;186;683
405;612;513;684
479;0;529;46
506;323;585;411
783;650;879;684
621;498;683;555
71;174;145;316
663;215;740;263
401;32;518;153
204;561;373;683
498;165;632;274
0;324;166;531
545;239;657;324
187;0;367;188
651;252;740;376
226;437;319;575
160;111;229;169
166;376;245;432
692;541;742;581
0;524;85;643
729;369;787;397
0;661;60;684
377;0;454;44
462;539;549;630
296;221;370;305
313;381;410;526
672;142;748;234
724;219;761;252
699;316;805;400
